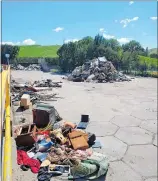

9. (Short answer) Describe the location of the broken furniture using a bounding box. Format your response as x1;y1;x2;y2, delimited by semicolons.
15;124;37;147
33;104;56;129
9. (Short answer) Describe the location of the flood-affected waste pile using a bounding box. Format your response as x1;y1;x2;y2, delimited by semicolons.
68;57;132;83
11;64;41;71
11;79;62;104
12;76;109;181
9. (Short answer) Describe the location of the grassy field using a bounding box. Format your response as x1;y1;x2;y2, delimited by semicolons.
18;45;60;58
18;45;157;58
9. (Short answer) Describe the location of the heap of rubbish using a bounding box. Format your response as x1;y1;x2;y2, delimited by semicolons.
11;64;41;71
33;79;62;88
68;57;132;83
12;78;109;180
11;79;62;104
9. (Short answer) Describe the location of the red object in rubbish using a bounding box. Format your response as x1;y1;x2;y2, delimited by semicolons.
17;150;40;173
37;130;50;136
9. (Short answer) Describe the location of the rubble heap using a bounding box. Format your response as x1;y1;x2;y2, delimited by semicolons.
33;79;62;88
68;57;131;83
11;79;62;104
11;64;41;71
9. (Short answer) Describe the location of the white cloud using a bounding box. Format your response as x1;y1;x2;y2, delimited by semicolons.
129;1;134;5
53;27;64;32
120;16;139;28
2;41;14;45
2;39;36;46
117;38;130;44
2;41;21;45
15;42;21;45
132;17;139;21
64;39;79;43
103;33;115;39
102;33;130;44
99;28;105;33
22;39;36;45
150;16;157;20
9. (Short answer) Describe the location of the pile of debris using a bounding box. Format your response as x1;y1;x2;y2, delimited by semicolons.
11;64;25;70
68;57;131;83
12;91;58;104
13;102;109;180
11;79;62;104
11;64;41;71
33;79;62;88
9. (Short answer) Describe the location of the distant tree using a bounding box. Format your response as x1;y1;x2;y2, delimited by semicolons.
150;53;158;59
1;45;20;64
122;40;145;54
120;51;139;73
145;47;149;57
75;47;87;66
57;42;79;72
138;61;148;74
95;44;107;57
103;47;120;68
150;63;157;71
78;36;93;46
121;51;131;73
86;42;95;59
93;34;105;46
78;36;93;60
106;39;121;52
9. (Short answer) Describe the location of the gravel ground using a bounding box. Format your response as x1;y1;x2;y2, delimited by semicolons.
11;70;157;181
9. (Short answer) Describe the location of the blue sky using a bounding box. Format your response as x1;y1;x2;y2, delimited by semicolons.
2;1;157;48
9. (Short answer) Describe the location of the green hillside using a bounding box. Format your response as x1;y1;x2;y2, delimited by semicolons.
18;45;60;58
18;45;157;58
139;55;157;67
149;48;157;55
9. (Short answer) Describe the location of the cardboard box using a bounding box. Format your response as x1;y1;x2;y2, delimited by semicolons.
23;102;32;109
21;94;30;107
70;136;89;150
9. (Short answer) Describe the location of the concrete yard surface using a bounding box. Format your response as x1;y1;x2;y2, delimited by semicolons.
11;70;157;181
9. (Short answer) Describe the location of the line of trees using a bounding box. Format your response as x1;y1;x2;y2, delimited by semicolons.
57;34;157;74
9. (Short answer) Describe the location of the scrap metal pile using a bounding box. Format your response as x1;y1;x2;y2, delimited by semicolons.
68;57;131;83
11;64;41;71
13;102;109;180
